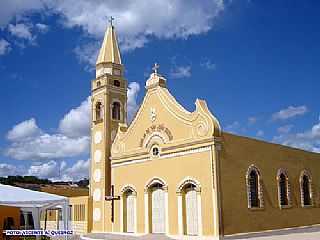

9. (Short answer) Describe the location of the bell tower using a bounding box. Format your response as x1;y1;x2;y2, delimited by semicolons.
90;19;127;231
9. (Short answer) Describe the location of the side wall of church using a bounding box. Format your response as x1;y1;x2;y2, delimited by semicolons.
219;132;320;235
110;149;217;236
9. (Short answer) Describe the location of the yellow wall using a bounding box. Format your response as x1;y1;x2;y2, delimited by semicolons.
90;64;127;232
219;132;320;235
108;73;221;237
70;196;92;234
0;205;20;240
40;196;92;234
112;149;216;236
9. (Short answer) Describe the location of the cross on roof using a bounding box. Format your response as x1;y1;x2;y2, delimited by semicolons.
152;63;160;74
108;16;115;26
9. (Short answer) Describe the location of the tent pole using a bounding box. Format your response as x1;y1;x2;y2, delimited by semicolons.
44;209;47;230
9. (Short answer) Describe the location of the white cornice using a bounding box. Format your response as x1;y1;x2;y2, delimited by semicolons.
111;146;211;168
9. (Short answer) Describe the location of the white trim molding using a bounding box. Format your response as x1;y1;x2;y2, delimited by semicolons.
246;164;264;209
112;146;211;168
276;168;292;208
299;169;314;207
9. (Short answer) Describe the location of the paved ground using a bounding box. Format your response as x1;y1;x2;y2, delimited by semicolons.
81;234;173;240
79;226;320;240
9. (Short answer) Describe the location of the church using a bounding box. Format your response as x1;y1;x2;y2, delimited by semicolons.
71;22;320;239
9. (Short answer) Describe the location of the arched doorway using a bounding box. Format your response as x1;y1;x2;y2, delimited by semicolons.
151;183;166;233
184;184;199;235
121;186;137;233
145;177;168;234
177;177;202;236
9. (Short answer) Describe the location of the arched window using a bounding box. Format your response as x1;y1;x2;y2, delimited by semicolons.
277;171;290;207
151;146;160;157
114;80;120;87
246;165;263;209
300;171;312;207
95;102;103;122
249;171;259;207
112;101;121;120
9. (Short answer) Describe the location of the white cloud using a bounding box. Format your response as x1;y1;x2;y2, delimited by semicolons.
0;0;45;26
5;83;140;161
0;0;225;64
277;124;293;134
5;133;89;161
170;65;192;79
73;42;100;71
0;39;11;55
47;0;224;49
225;121;240;134
8;23;35;42
7;118;42;141
62;159;89;181
273;117;320;153
248;117;257;125
256;130;264;137
27;160;60;179
200;59;216;70
59;97;91;138
272;105;308;121
5;118;89;161
35;23;49;33
26;159;89;181
0;163;19;177
127;82;140;122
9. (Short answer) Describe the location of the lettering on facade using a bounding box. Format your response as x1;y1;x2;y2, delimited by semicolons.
140;124;173;147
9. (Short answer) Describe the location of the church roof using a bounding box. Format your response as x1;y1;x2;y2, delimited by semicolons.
96;24;122;65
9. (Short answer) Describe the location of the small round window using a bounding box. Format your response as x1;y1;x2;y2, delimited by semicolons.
152;146;160;156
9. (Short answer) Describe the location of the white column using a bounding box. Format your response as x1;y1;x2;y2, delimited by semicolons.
144;192;149;234
197;193;203;236
177;194;183;235
62;203;69;240
165;191;169;235
134;196;138;234
30;208;40;240
23;213;28;229
120;196;123;232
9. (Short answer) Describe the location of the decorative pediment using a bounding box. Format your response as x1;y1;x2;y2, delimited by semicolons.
111;73;221;160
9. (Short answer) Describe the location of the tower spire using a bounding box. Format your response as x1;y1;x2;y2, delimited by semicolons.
96;17;121;65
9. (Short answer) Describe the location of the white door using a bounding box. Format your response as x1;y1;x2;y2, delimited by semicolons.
186;189;198;235
126;194;135;233
152;188;166;233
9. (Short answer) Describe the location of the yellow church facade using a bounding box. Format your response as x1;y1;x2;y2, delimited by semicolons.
73;23;320;239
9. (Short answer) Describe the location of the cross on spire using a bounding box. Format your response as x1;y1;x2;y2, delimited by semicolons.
152;63;160;74
108;16;115;26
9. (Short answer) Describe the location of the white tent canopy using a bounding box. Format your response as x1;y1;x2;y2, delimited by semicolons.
0;184;69;230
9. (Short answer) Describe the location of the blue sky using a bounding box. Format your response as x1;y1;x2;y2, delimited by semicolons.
0;0;319;180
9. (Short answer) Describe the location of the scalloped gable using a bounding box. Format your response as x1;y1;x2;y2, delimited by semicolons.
111;73;221;159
